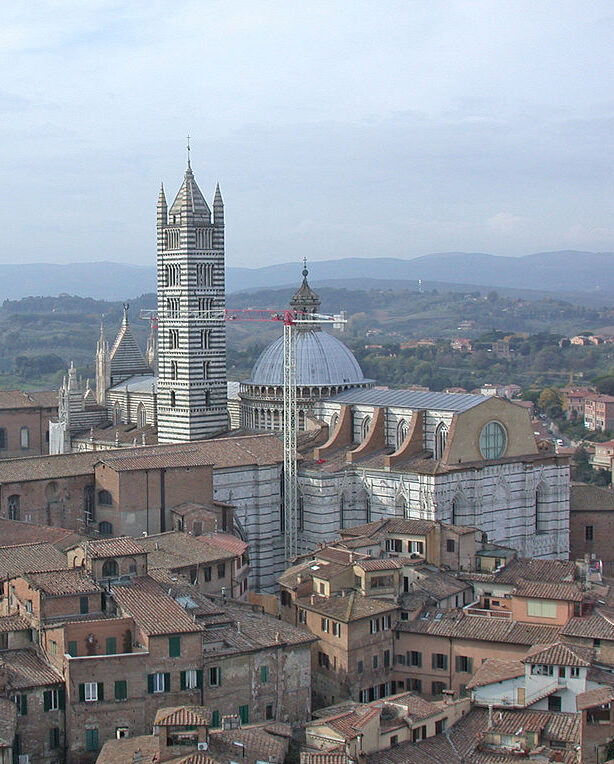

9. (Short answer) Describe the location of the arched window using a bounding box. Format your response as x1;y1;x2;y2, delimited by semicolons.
395;493;408;519
99;521;113;536
101;559;119;578
361;416;372;442
45;482;59;502
201;329;211;349
434;422;448;460
536;485;548;533
168;329;179;349
7;495;20;521
113;402;122;426
330;413;339;434
170;360;178;380
203;361;210;379
20;427;30;450
396;419;408;449
170;391;176;408
98;490;112;506
479;421;507;460
137;403;147;428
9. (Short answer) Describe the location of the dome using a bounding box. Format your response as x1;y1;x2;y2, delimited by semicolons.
247;330;369;387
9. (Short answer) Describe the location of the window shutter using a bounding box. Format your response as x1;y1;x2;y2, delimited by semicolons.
211;710;220;728
455;656;462;672
466;658;473;674
67;641;77;657
180;671;186;691
21;695;27;716
442;655;448;671
147;674;154;694
432;654;437;670
164;672;171;692
59;688;65;710
43;691;50;712
416;652;422;668
196;670;203;689
78;683;85;703
97;682;104;701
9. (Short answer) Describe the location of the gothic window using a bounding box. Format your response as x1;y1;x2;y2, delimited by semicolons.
196;261;213;286
200;329;211;349
102;559;119;578
330;413;338;434
0;428;6;449
395;494;408;519
168;329;179;349
536;485;548;533
7;495;20;521
98;490;112;506
20;427;30;450
165;229;180;249
170;391;176;408
170;360;178;380
98;521;113;536
434;422;448;460
84;486;95;524
195;229;212;250
205;390;211;407
137;403;147;428
203;361;210;380
113;402;122;426
198;297;213;317
396;420;408;449
164;263;181;286
166;297;180;319
361;416;372;442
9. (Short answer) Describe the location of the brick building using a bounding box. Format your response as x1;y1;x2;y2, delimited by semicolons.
569;482;614;575
584;394;614;431
0;390;58;459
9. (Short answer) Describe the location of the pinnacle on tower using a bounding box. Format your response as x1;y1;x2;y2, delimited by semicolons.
290;260;321;324
213;183;224;226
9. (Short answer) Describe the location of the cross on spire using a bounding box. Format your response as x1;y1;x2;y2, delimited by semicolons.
186;134;191;168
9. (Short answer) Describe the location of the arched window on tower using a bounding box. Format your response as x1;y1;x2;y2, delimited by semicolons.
170;360;178;380
201;329;211;349
434;422;448;460
168;329;179;349
203;361;210;380
361;416;372;442
396;419;408;449
137;403;147;428
170;391;176;408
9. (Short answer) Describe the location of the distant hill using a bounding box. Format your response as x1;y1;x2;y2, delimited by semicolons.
2;251;614;302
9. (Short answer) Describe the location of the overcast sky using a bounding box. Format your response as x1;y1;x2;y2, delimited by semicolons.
2;1;614;268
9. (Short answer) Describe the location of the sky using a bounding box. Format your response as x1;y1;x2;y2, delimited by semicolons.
2;1;614;269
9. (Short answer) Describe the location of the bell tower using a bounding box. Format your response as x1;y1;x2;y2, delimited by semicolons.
156;150;228;442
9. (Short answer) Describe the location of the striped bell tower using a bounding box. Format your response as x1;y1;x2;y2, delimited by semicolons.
156;153;228;442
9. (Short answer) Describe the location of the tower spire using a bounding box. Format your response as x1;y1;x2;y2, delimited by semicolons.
186;134;191;170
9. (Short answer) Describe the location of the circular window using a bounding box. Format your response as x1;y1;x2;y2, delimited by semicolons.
479;421;507;459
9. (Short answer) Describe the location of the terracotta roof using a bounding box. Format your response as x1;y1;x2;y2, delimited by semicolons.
314;707;380;740
386;692;445;721
523;642;593;667
154;705;211;727
85;536;147;558
466;657;525;689
99;449;212;471
112;575;202;635
570;482;614;511
312;562;352;581
562;611;614;640
485;709;580;743
0;390;57;410
23;569;101;596
0;433;284;484
96;733;160;764
209;723;290;764
0;615;30;633
297;592;397;622
411;568;470;600
341;517;437;539
315;547;367;566
278;559;319;589
0;699;16;748
576;685;614;710
0;648;63;689
0;542;68;578
493;557;576;585
195;533;247;557
396;609;562;646
355;558;403;571
140;532;236;570
512;579;583;602
0;519;83;551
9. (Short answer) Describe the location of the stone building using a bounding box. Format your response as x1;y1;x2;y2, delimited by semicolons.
0;390;58;458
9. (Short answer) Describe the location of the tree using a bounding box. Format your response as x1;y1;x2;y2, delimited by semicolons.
538;387;563;416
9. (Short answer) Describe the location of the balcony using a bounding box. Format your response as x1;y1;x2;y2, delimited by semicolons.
463;602;512;619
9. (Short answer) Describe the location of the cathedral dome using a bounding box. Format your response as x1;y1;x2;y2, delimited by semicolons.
247;330;369;387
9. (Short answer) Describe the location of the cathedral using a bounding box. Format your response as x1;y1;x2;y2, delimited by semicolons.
48;157;570;589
